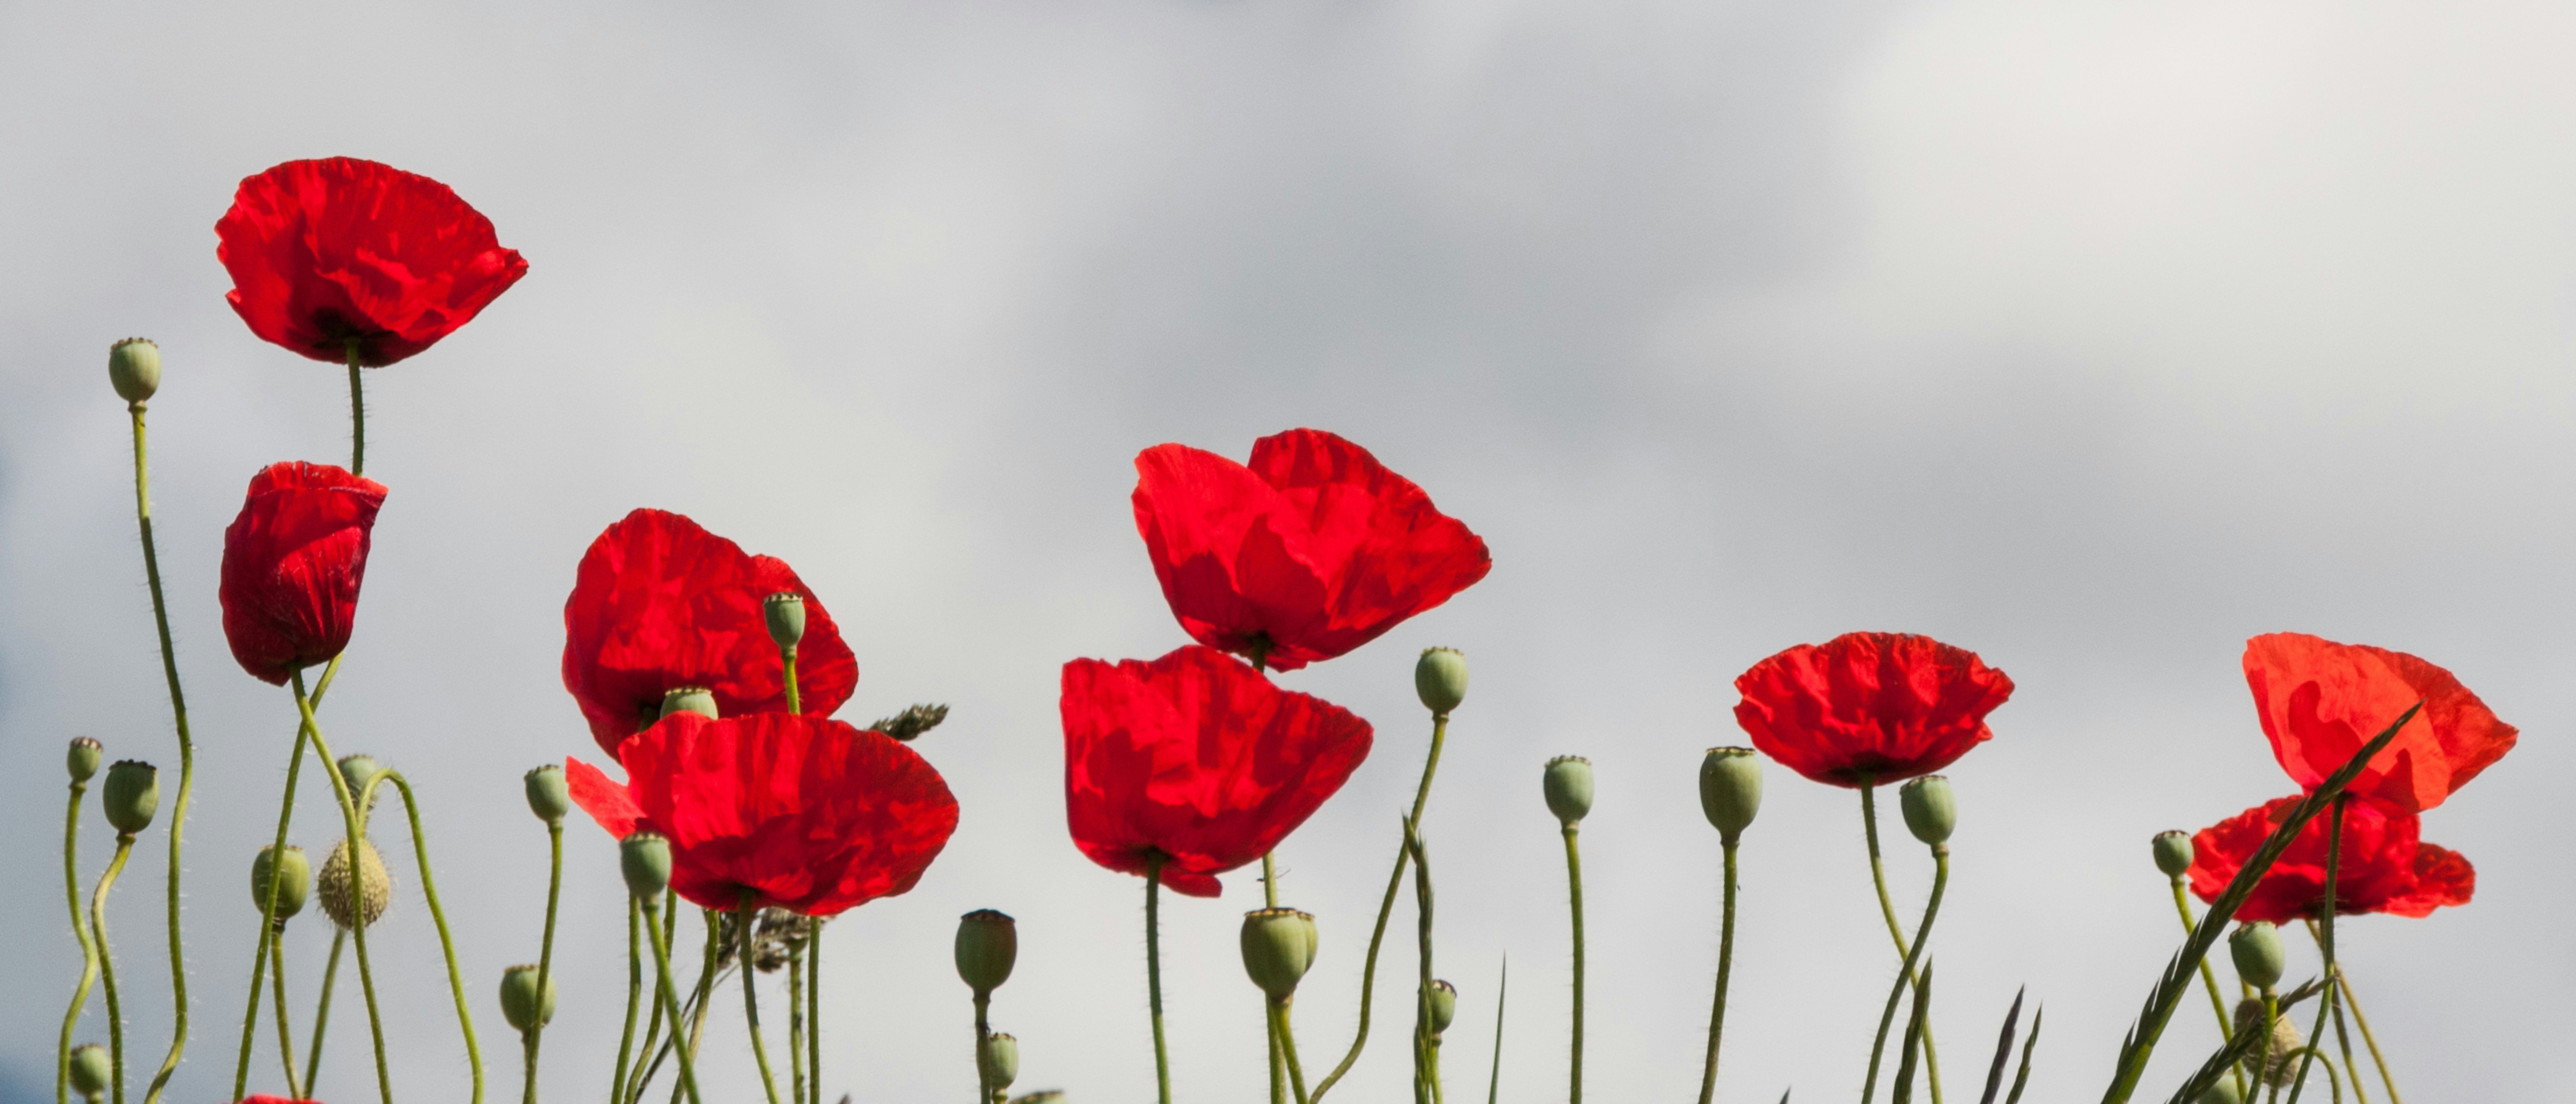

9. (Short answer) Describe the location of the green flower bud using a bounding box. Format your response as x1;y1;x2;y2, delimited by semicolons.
660;686;718;722
69;1042;111;1101
980;1032;1021;1090
1542;756;1594;825
108;338;160;404
251;845;313;923
102;760;158;835
1426;979;1457;1036
524;765;570;824
499;963;558;1032
2152;830;2194;878
1415;647;1468;716
622;832;673;902
2229;922;2284;991
955;909;1018;995
1698;747;1762;842
1898;775;1955;847
2196;1074;2244;1104
1239;908;1319;1000
764;592;806;651
67;737;103;784
337;754;384;796
318;837;394;929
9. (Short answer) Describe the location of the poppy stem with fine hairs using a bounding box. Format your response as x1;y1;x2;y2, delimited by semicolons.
235;649;344;1100
1861;846;1947;1104
288;672;395;1104
612;898;643;1104
2314;949;2400;1104
58;746;103;1104
1559;818;1582;1104
1408;819;1440;1104
806;924;823;1104
638;903;704;1104
2305;928;2388;1104
1856;780;1944;1104
89;832;137;1104
121;368;198;1104
1312;683;1455;1103
366;771;485;1104
2281;797;2348;1104
1145;854;1173;1104
526;817;564;1104
734;898;785;1104
788;940;805;1104
304;928;343;1094
268;928;298;1097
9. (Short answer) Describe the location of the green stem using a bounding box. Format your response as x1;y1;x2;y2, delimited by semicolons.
1277;998;1312;1104
974;992;992;1104
1312;712;1450;1102
783;648;800;715
270;928;300;1098
2282;798;2347;1104
1412;822;1441;1104
736;899;786;1104
1484;958;1506;1104
788;941;806;1104
614;898;643;1104
1146;855;1172;1104
622;900;670;1104
1698;838;1741;1104
374;772;484;1104
640;903;704;1104
1265;851;1283;1104
128;403;195;1104
2303;926;2372;1104
1862;848;1948;1104
1858;784;1942;1102
2325;961;2399;1104
2256;994;2278;1104
529;822;564;1104
1560;823;1582;1104
345;342;366;477
290;670;393;1104
2171;878;2249;1101
237;666;329;1101
808;922;824;1104
60;779;100;1104
677;912;721;1101
92;835;138;1104
306;929;344;1095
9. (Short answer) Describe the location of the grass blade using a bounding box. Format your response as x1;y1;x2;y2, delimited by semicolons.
1981;988;2026;1104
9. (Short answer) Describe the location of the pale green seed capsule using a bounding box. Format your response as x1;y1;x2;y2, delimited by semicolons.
1239;908;1319;1000
67;737;103;784
69;1042;111;1101
499;963;558;1031
1899;775;1955;846
1698;747;1762;842
2229;922;2284;991
251;845;313;923
108;338;161;404
2152;830;2194;878
622;832;673;902
764;592;806;651
1415;648;1468;716
1426;979;1457;1036
660;686;718;722
980;1032;1021;1090
524;765;570;824
102;760;158;835
1542;756;1594;825
2197;1074;2244;1104
955;909;1019;996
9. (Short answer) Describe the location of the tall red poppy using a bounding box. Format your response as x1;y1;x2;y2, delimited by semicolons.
1732;632;2014;787
1132;429;1490;671
216;157;528;366
2187;795;2474;924
1061;645;1374;896
219;462;388;685
565;712;957;916
2244;633;2516;815
562;509;858;754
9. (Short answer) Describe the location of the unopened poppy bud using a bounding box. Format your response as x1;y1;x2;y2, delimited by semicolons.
955;909;1018;995
2196;1076;2244;1104
1899;776;1955;846
69;1042;111;1101
764;592;806;652
1426;979;1457;1035
980;1032;1021;1090
2228;922;2284;991
1698;747;1762;842
251;845;312;923
499;963;558;1031
337;754;384;795
1415;647;1468;716
1542;756;1594;825
524;765;570;824
102;760;159;835
67;737;103;783
660;686;718;722
318;837;394;929
2152;830;2194;878
622;832;673;902
1239;908;1318;1000
108;338;161;404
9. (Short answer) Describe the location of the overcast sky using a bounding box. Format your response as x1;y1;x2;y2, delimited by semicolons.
4;2;2570;1102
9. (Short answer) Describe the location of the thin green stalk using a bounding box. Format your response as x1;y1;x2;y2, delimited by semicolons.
2282;798;2347;1104
736;899;786;1104
2170;879;2248;1101
345;342;366;477
305;929;344;1094
2255;994;2279;1104
807;922;823;1104
92;834;139;1104
1266;852;1284;1103
1859;783;1942;1104
1484;957;1506;1104
2302;926;2372;1104
788;941;806;1104
1893;966;1934;1104
529;822;564;1104
639;901;704;1104
622;904;670;1104
1146;856;1173;1104
1699;839;1741;1104
2004;1006;2041;1104
1277;998;1312;1104
1863;848;1949;1104
974;991;993;1104
237;657;338;1101
2324;963;2398;1104
60;777;100;1104
291;670;393;1104
128;401;196;1104
269;929;300;1098
614;898;643;1104
1412;822;1442;1104
672;911;722;1104
1560;822;1582;1104
783;647;800;714
372;772;484;1104
1313;712;1450;1102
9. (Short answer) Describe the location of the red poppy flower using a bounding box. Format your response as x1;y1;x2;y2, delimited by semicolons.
218;462;388;686
2244;633;2517;815
216;157;528;366
1132;429;1490;671
2187;795;2474;923
1732;632;2015;787
565;712;957;916
1062;645;1374;896
561;509;858;754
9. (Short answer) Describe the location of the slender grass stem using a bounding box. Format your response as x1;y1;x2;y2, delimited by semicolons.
614;898;643;1104
2169;878;2249;1101
91;835;139;1104
269;928;300;1097
736;899;786;1104
1860;783;1943;1103
60;778;101;1104
1863;848;1949;1104
305;929;344;1094
529;822;564;1104
2323;961;2398;1104
1699;839;1741;1104
127;403;196;1104
2004;1005;2040;1104
1146;856;1172;1104
639;903;704;1104
2302;926;2372;1104
1484;957;1506;1104
1412;822;1443;1104
1313;712;1449;1102
1560;822;1583;1104
2282;798;2347;1104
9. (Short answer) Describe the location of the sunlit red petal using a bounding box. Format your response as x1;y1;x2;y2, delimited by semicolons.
1732;632;2013;787
218;462;387;685
2244;633;2516;815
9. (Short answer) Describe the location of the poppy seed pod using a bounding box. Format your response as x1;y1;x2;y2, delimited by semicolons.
337;754;384;795
499;963;557;1031
1415;647;1469;716
2151;830;2194;878
2228;922;2284;991
102;760;159;836
251;845;313;923
2231;998;2304;1088
1239;908;1319;1000
108;338;161;404
955;909;1019;996
524;765;570;824
622;832;673;902
660;686;718;722
1698;747;1762;842
1543;756;1594;825
68;1043;111;1101
1899;775;1955;846
980;1032;1021;1090
318;837;394;929
764;592;806;651
66;737;103;783
2196;1075;2244;1104
1426;979;1457;1035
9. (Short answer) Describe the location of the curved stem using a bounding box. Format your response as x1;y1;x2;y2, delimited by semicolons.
91;835;138;1104
1265;851;1283;1104
345;343;366;477
1146;855;1172;1104
734;899;785;1104
1698;838;1741;1104
614;898;643;1104
2170;878;2248;1101
291;670;393;1104
1277;997;1312;1104
1862;848;1948;1104
60;781;100;1104
1858;785;1942;1101
787;941;806;1104
128;404;195;1104
2302;926;2372;1104
237;691;321;1101
269;928;300;1097
305;929;344;1095
622;900;670;1104
376;772;484;1104
1312;712;1450;1102
2325;963;2399;1104
528;822;564;1104
2255;994;2278;1104
1560;823;1582;1104
2282;797;2347;1104
639;904;704;1104
673;910;722;1104
1413;822;1442;1104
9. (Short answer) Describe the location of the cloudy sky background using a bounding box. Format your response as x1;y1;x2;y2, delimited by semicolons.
3;1;2569;1101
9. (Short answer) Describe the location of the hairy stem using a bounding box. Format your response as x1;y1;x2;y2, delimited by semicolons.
1860;784;1942;1103
528;822;564;1104
640;904;704;1104
1699;838;1741;1104
269;928;300;1097
128;403;196;1104
291;670;392;1104
306;929;344;1095
1561;823;1583;1104
374;772;484;1104
1313;712;1450;1102
735;899;785;1104
60;779;100;1104
1146;857;1172;1104
614;898;643;1104
1864;848;1949;1104
93;835;139;1104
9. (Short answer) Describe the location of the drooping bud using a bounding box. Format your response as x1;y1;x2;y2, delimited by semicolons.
251;845;313;923
317;837;394;929
1239;908;1319;1000
764;592;806;652
980;1032;1021;1090
2228;922;2284;991
102;760;159;835
622;832;673;902
1698;747;1762;843
955;909;1018;996
108;338;161;404
524;765;570;824
69;1042;111;1101
660;686;718;722
66;737;103;784
1542;756;1594;825
1415;647;1468;716
1426;979;1457;1035
2151;830;2194;878
499;963;558;1032
1899;775;1955;846
337;753;385;799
